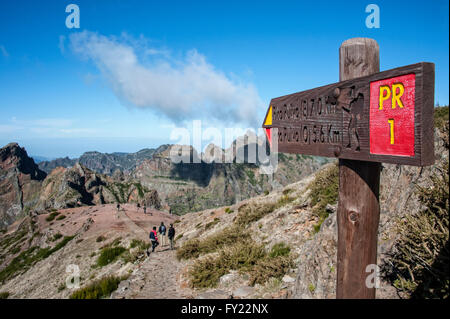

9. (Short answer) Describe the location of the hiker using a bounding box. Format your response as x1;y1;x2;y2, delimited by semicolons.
143;204;147;215
116;203;120;212
147;226;159;256
137;202;141;212
158;222;167;246
168;223;175;250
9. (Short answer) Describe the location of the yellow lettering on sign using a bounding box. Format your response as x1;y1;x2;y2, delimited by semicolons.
391;83;405;108
379;85;391;110
388;119;395;144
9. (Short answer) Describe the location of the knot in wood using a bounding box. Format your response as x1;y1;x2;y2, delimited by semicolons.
348;211;359;222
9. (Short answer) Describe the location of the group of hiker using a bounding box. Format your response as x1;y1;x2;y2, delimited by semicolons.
114;203;176;255
147;222;176;256
137;204;176;253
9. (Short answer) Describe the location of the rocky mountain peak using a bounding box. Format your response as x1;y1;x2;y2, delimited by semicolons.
0;142;46;181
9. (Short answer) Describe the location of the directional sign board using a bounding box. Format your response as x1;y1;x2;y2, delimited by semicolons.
263;62;435;166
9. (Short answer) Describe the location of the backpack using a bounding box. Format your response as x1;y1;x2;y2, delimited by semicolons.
149;231;156;240
160;225;166;234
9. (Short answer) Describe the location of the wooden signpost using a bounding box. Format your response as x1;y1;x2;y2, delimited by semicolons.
262;38;435;298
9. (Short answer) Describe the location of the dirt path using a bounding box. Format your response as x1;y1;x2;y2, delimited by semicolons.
116;208;147;238
111;206;191;299
112;245;191;299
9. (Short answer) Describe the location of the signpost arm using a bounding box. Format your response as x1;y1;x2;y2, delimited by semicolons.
336;38;381;299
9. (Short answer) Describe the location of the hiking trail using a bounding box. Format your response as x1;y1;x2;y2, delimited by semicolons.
112;207;191;299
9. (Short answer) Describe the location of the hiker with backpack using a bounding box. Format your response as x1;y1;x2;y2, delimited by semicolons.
158;222;167;246
168;223;175;250
147;226;159;256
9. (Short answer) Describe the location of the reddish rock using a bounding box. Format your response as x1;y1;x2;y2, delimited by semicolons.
0;143;46;227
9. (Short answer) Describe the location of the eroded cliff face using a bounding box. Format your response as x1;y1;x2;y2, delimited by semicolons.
133;144;325;215
35;163;162;211
0;143;46;228
36;163;110;210
36;140;326;217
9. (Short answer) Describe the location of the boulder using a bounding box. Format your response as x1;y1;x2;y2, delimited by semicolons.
219;272;239;286
282;275;296;283
232;286;255;298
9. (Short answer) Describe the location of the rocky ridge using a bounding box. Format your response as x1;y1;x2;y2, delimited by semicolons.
0;143;46;227
38;145;171;175
27;137;327;220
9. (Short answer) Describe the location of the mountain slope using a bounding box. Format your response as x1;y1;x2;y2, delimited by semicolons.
38;157;76;173
0;204;178;298
35;136;327;217
134;142;325;215
293;124;449;299
0;143;46;228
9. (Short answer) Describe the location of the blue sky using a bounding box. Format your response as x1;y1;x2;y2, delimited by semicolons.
0;0;448;158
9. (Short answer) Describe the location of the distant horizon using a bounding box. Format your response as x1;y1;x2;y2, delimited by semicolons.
4;132;257;159
0;137;170;159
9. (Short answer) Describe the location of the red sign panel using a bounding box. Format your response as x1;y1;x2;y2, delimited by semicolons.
369;73;415;157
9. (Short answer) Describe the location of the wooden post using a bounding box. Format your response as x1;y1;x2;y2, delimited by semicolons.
336;38;381;299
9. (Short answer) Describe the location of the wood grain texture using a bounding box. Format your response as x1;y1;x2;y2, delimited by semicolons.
337;37;380;299
266;62;435;166
339;38;380;81
337;159;380;298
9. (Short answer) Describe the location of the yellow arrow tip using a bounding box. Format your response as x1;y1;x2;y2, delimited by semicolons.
264;105;272;126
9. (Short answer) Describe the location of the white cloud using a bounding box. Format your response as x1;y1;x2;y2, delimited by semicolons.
0;45;9;58
69;31;264;127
